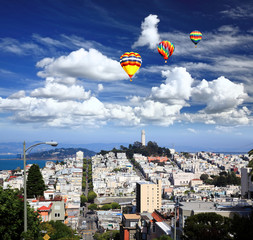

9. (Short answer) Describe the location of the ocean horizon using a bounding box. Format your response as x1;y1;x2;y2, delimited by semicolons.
0;159;58;171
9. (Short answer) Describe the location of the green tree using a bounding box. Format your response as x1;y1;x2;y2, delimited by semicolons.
111;202;120;209
88;203;98;211
200;174;209;181
80;194;88;206
182;212;232;240
87;190;97;203
101;204;111;210
40;220;79;240
27;164;46;198
154;235;173;240
94;230;120;240
231;212;253;240
0;187;41;240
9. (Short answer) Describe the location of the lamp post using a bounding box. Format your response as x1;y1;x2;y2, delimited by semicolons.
23;141;58;233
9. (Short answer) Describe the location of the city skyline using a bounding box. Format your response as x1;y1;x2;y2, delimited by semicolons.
0;0;253;152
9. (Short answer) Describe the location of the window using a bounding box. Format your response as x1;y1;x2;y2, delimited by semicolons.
55;213;60;217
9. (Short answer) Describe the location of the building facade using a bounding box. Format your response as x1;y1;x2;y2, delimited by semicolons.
136;180;162;213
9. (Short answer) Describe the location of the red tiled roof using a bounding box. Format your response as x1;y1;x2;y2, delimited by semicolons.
152;212;164;222
38;203;53;211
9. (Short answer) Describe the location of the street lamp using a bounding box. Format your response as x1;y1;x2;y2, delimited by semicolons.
23;141;58;233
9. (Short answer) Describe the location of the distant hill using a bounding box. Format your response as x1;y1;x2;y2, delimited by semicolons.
27;148;96;160
0;142;129;154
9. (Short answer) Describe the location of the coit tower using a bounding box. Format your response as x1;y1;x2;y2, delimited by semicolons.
141;130;145;146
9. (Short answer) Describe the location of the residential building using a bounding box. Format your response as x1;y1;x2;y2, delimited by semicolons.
136;180;162;213
120;214;141;240
241;167;253;198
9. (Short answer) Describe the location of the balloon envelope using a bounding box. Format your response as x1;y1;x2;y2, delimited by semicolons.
190;30;202;46
120;52;142;81
157;41;174;62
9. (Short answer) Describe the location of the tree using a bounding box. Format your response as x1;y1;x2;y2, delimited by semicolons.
200;174;209;181
101;204;111;210
40;220;79;240
154;235;173;240
182;212;233;240
94;230;120;240
111;202;120;209
27;164;46;198
80;194;88;206
87;190;97;202
0;187;41;240
88;203;98;211
231;212;253;240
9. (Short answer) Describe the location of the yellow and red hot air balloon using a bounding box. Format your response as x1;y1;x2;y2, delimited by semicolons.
120;52;142;82
189;30;202;47
157;40;174;63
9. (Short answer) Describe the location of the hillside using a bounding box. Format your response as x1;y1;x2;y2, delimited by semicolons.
27;148;96;160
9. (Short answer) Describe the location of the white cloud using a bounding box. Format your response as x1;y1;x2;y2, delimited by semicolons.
30;82;91;100
98;84;104;92
187;128;197;134
0;38;44;55
192;76;247;113
151;67;194;104
36;48;128;81
218;25;239;33
132;14;161;50
220;5;253;19
134;100;180;126
182;106;251;126
0;64;251;129
8;90;26;99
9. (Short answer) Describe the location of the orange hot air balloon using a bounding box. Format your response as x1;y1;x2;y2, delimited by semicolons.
120;52;142;81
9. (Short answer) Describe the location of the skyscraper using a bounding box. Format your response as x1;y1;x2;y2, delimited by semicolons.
141;129;145;146
136;179;162;213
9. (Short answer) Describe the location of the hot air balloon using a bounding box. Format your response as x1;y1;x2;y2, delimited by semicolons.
157;41;175;63
190;30;202;47
120;52;142;82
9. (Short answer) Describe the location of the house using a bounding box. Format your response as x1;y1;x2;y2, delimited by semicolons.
120;214;141;240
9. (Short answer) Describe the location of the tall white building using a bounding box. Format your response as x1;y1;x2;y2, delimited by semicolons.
241;167;253;198
76;151;84;161
141;129;145;146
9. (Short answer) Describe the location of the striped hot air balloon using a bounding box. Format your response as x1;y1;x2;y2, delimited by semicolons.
190;30;202;47
120;52;142;82
157;41;175;63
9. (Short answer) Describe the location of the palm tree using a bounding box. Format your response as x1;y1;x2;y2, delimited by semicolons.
246;149;253;198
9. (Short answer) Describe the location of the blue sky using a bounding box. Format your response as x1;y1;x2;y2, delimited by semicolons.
0;0;253;152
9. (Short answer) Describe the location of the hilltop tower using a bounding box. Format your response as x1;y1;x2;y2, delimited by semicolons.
141;129;145;146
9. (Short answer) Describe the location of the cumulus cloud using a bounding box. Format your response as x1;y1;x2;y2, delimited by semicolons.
151;67;194;105
0;64;251;128
30;82;91;100
132;14;161;49
192;76;247;113
8;90;26;99
181;106;251;126
36;48;128;81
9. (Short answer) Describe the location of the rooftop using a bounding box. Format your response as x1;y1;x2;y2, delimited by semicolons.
124;214;141;220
